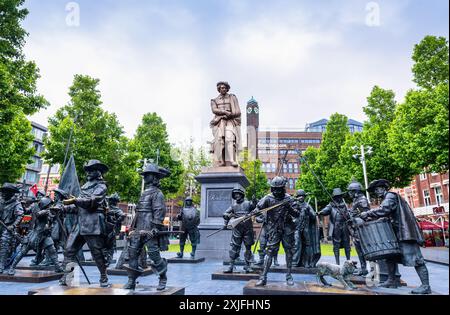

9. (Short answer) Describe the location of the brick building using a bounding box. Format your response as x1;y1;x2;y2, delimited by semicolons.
393;171;449;215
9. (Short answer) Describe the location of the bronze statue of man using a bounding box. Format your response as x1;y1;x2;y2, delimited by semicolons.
210;81;242;167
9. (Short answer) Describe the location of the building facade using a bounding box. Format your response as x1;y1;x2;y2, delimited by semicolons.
393;171;449;215
20;122;48;194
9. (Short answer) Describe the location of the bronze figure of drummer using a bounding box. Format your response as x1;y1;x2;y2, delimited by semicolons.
360;179;431;294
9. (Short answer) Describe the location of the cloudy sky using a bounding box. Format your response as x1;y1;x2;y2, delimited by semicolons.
25;0;449;147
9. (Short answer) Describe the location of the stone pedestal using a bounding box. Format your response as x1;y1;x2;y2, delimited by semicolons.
107;267;154;276
0;270;63;283
195;166;249;260
167;257;206;264
212;271;260;281
28;284;185;295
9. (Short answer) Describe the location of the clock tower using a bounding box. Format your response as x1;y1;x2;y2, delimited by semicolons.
246;97;260;159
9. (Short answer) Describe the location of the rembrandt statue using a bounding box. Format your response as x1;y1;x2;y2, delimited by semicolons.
210;81;243;167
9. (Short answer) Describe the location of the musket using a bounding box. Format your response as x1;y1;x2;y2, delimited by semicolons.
50;206;91;285
206;200;293;238
206;225;229;238
0;219;24;243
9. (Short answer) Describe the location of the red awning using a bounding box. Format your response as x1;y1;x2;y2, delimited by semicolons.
419;220;443;230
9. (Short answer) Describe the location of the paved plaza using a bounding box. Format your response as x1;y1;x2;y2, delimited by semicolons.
0;251;448;295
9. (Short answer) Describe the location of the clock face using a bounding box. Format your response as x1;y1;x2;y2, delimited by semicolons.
254;107;259;114
247;107;253;114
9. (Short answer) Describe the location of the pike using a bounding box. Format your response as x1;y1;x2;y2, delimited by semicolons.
206;200;293;238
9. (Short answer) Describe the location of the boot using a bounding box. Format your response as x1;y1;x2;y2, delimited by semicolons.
286;252;294;286
255;255;272;286
255;252;265;266
273;254;280;267
100;273;110;288
286;273;294;286
333;248;340;265
123;266;143;290
224;260;235;273
45;246;63;273
411;265;432;294
379;262;398;288
157;272;168;291
345;247;351;261
190;245;196;259
177;244;184;258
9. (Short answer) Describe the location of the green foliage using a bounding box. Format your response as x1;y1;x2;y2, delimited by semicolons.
388;83;449;173
240;149;270;200
0;109;34;182
133;113;184;197
0;0;48;183
388;36;449;174
177;139;212;205
338;86;415;188
44;75;140;201
297;114;350;207
412;36;449;90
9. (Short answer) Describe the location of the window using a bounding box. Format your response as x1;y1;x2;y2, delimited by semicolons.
419;173;427;180
294;163;299;173
288;179;294;190
288;163;293;174
434;186;443;205
271;163;276;172
423;190;431;206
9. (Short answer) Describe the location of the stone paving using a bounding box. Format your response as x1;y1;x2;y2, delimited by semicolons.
0;252;448;295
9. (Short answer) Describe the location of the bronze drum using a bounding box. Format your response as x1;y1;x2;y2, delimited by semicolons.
356;217;401;261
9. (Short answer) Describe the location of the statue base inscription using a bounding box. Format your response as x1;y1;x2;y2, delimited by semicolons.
28;284;185;295
195;167;249;260
0;270;63;283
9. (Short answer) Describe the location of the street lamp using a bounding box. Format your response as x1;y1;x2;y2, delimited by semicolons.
352;145;373;201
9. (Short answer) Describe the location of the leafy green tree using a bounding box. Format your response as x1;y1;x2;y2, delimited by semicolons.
338;86;415;188
412;36;449;90
297;114;350;206
176;139;212;205
44;75;140;201
240;149;270;200
388;36;449;174
0;0;48;183
388;83;449;173
133;113;184;197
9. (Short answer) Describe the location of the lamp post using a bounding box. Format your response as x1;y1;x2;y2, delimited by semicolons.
352;145;373;201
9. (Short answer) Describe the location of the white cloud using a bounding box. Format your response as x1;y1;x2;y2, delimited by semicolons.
25;0;428;151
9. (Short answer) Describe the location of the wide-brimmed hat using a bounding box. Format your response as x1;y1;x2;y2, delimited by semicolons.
231;188;245;199
140;163;171;179
108;192;120;202
53;188;69;199
185;196;193;202
83;160;109;173
296;189;306;197
270;177;286;188
367;179;390;192
347;181;364;192
332;188;345;197
38;197;53;209
0;183;20;194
